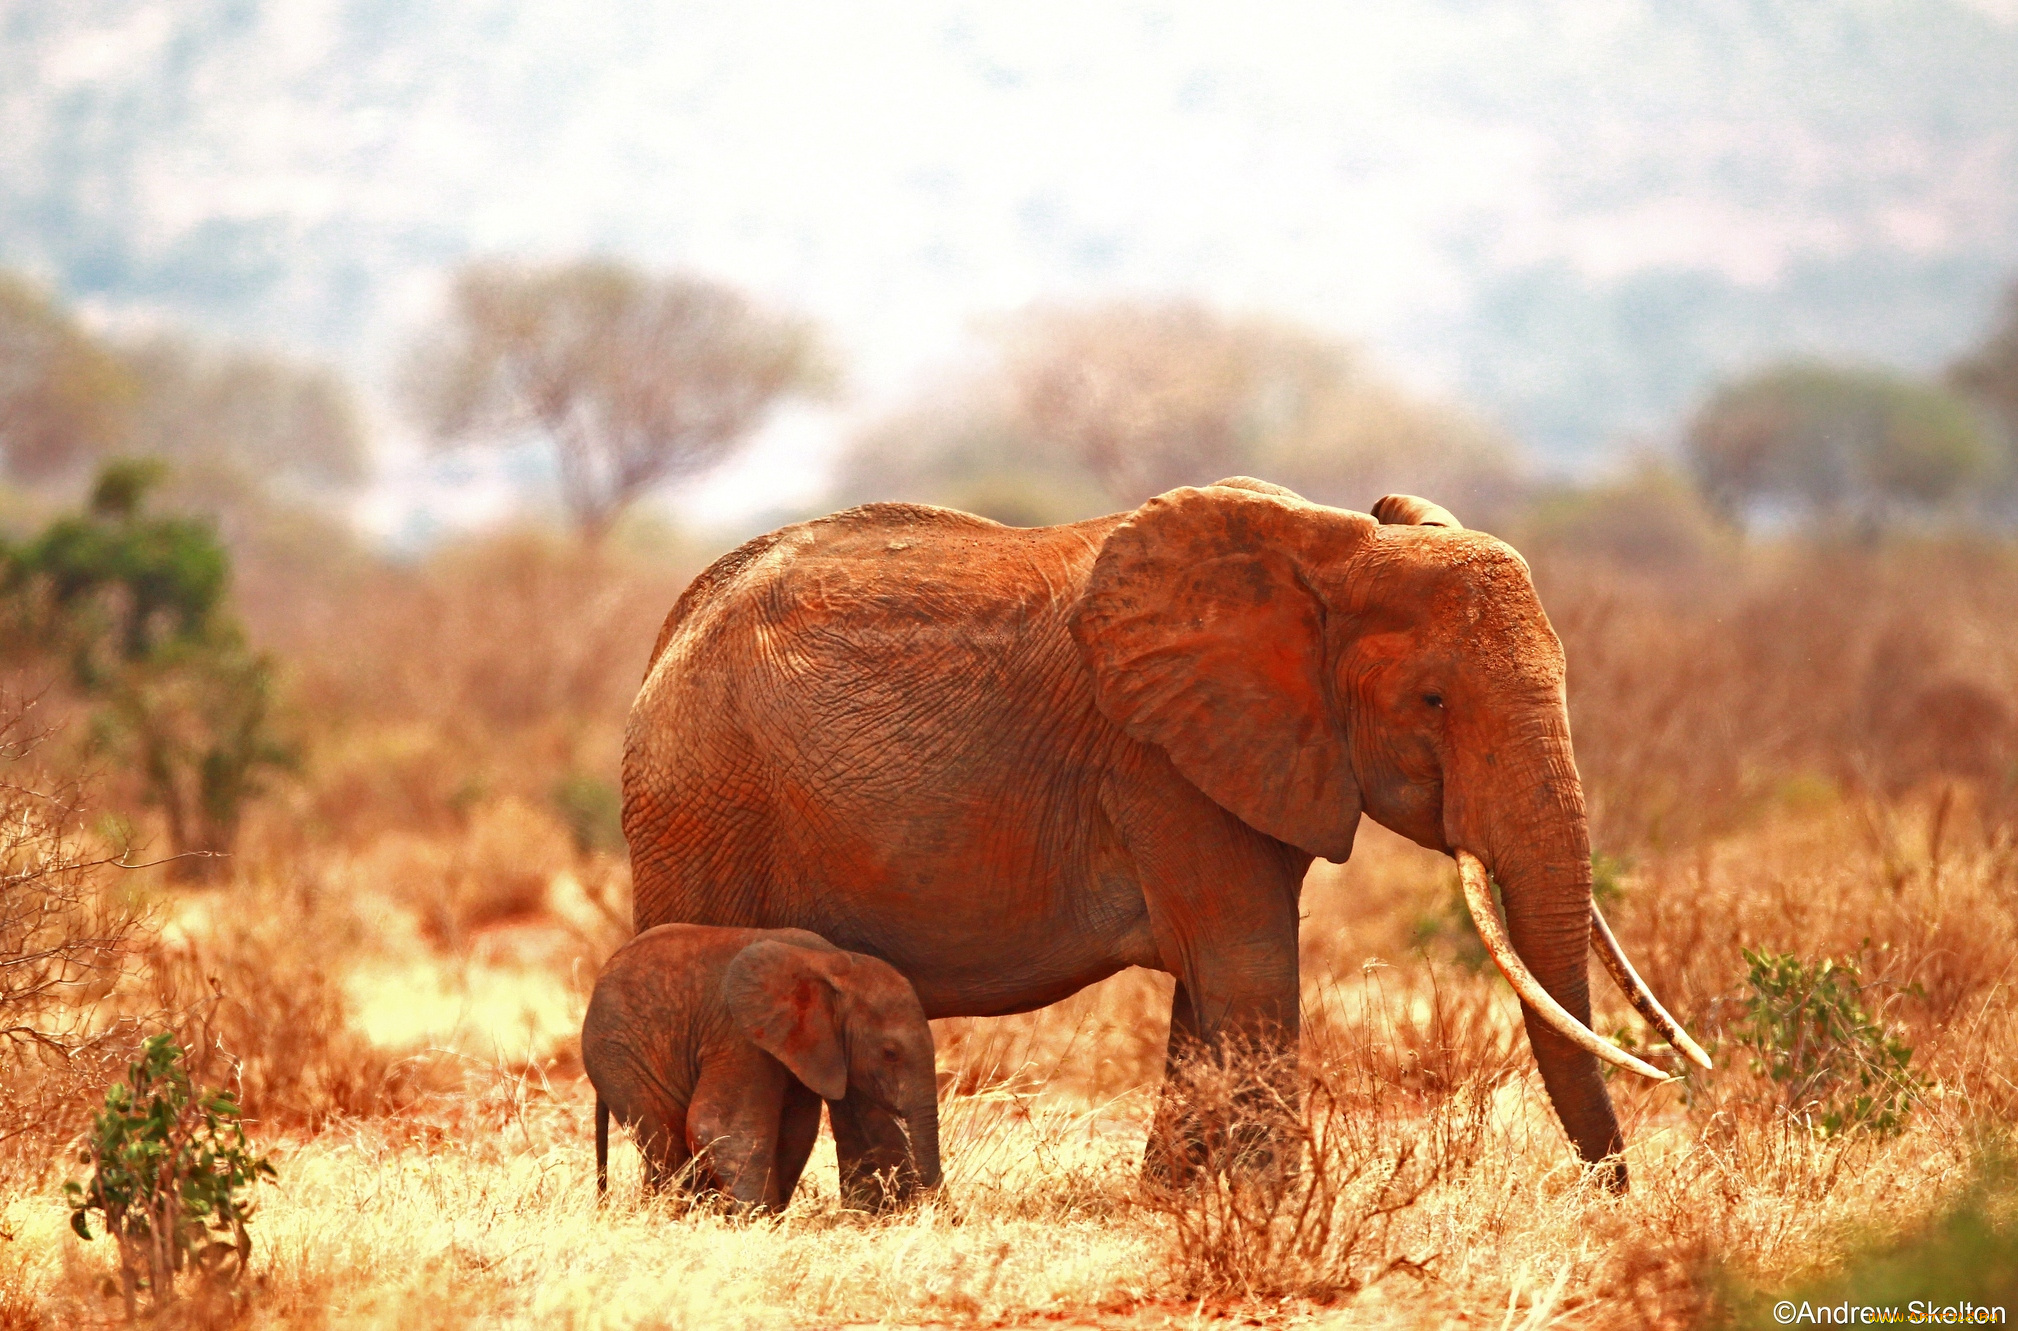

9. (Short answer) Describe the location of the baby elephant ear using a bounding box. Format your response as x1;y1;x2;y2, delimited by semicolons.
1371;494;1463;529
1070;482;1368;863
723;941;849;1101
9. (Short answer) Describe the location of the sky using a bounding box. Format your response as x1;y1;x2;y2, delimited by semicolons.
3;0;2016;541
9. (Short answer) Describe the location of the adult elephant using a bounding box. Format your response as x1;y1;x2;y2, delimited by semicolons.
622;478;1705;1188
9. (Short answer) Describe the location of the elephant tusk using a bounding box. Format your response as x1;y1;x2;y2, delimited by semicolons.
1455;849;1674;1083
1590;903;1713;1070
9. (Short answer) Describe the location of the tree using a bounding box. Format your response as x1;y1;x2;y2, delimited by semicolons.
1686;362;1999;528
409;259;828;541
839;298;1518;522
0;274;136;483
3;461;294;875
830;373;1112;527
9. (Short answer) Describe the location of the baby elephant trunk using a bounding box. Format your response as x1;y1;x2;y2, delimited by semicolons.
906;1099;943;1193
833;1091;942;1209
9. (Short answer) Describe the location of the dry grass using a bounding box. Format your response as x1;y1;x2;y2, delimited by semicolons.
1;802;2012;1327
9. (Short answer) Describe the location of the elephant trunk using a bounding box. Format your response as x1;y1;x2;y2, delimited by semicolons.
1454;728;1627;1185
1489;822;1627;1179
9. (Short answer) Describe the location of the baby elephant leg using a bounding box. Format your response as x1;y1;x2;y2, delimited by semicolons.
686;1047;797;1209
770;1078;823;1204
627;1105;693;1196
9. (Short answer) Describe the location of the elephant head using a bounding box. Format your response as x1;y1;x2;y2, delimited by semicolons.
723;939;943;1197
1070;478;1705;1175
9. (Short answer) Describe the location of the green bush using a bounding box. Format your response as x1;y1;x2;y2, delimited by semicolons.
65;1033;275;1320
1729;946;1925;1136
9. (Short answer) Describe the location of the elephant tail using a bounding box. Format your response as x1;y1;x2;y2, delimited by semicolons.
595;1094;609;1201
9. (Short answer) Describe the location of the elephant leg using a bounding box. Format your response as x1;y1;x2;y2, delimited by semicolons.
770;1078;823;1207
1120;785;1310;1190
1143;964;1301;1190
1143;979;1207;1190
687;1048;793;1210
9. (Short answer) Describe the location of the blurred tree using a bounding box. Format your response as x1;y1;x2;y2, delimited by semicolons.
837;299;1517;524
1515;462;1732;573
120;336;368;511
1686;362;1998;528
1949;280;2018;453
408;259;828;542
0;275;137;484
0;272;369;557
2;460;294;877
831;374;1111;526
999;300;1518;515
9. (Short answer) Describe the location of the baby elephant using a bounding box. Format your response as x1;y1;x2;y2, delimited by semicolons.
583;924;942;1210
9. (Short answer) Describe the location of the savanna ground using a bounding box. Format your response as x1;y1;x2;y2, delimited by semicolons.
3;527;2018;1328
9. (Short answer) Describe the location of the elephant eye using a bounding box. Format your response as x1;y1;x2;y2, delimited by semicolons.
1423;693;1444;709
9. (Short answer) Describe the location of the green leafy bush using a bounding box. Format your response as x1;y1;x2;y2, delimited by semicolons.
65;1033;275;1320
1729;947;1926;1136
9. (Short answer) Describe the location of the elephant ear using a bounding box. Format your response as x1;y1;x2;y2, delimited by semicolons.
1371;493;1463;529
723;940;850;1101
1069;482;1368;862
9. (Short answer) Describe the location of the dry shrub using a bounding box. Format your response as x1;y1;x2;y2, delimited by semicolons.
141;877;405;1130
270;531;691;839
282;529;685;739
1139;1037;1466;1306
359;795;576;948
1590;797;2018;1127
0;693;151;1171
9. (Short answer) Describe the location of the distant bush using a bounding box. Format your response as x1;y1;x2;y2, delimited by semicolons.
553;772;625;857
1515;464;1732;572
65;1033;275;1321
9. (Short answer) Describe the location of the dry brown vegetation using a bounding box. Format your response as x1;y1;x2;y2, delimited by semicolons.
2;524;2016;1327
